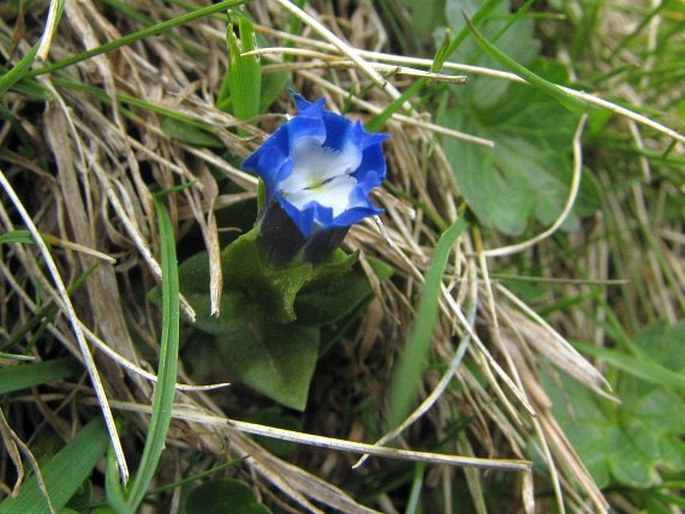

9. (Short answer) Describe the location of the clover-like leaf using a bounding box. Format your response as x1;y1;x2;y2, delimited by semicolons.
438;1;602;236
439;60;603;235
543;319;685;489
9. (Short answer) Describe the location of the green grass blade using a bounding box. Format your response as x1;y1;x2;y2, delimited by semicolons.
0;229;35;245
105;445;128;513
28;0;247;79
0;44;40;98
0;62;51;101
0;358;81;395
124;197;181;510
463;13;590;112
364;0;500;132
0;417;109;514
437;0;501;70
365;79;424;133
1;263;99;352
217;13;261;118
405;462;425;514
146;457;245;496
387;218;468;430
0;0;66;95
573;341;685;392
283;0;306;62
0;352;34;362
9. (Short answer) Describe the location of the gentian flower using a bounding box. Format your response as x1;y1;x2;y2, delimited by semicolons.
242;93;389;265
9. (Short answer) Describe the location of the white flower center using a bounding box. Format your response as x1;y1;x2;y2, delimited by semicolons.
279;137;362;216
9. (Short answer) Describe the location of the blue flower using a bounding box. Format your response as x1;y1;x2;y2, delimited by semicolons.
242;94;389;239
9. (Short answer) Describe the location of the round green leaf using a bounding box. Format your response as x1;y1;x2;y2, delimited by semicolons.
184;478;271;514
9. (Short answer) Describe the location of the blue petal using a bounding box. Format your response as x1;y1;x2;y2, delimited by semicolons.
355;168;384;194
321;112;353;151
362;131;390;149
241;130;290;189
242;94;389;241
286;104;326;147
355;146;387;186
345;121;368;150
292;92;314;113
333;203;383;227
279;195;334;237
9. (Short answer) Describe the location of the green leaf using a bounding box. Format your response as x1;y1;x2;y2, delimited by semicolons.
0;358;81;395
184;478;271;514
438;1;598;235
217;13;261;118
543;319;685;489
0;66;50;100
259;71;288;113
463;11;589;112
65;478;93;511
295;255;393;326
161;118;224;148
399;0;447;40
105;445;128;514
387;218;468;429
188;292;319;411
439;60;584;235
0;229;39;245
634;319;685;373
0;43;40;99
573;341;685;392
167;233;392;410
444;0;541;108
156;233;311;325
125;198;181;510
0;418;109;514
221;229;314;323
574;320;685;393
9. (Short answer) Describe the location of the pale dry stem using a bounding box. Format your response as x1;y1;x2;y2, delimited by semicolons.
2;0;681;512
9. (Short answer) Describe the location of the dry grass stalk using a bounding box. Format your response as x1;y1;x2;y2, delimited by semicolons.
4;0;680;512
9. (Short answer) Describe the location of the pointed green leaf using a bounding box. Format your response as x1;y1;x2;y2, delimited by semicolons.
125;198;181;511
0;358;81;395
0;43;40;98
216;319;319;411
0;229;36;245
387;218;468;429
180;289;319;409
217;14;261;118
221;229;313;323
0;418;109;514
187;292;319;410
296;256;393;326
0;65;51;100
162;118;224;148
